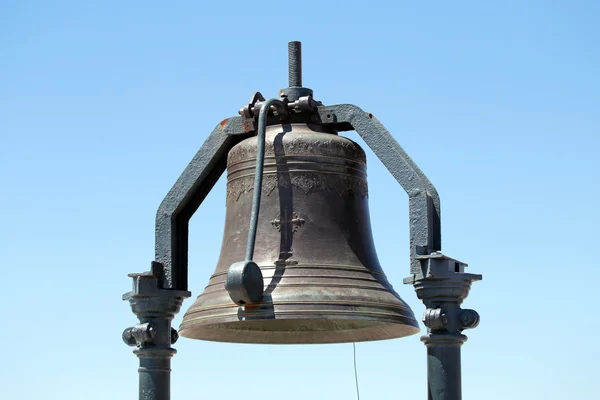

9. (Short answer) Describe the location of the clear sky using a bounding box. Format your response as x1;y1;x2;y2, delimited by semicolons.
2;1;599;399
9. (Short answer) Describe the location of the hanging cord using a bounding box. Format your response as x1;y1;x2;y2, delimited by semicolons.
353;343;361;400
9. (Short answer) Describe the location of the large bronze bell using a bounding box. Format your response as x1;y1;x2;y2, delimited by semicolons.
179;122;419;344
123;42;481;400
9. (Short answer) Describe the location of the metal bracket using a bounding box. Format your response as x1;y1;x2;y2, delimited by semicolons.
316;104;441;278
239;91;318;123
153;117;254;291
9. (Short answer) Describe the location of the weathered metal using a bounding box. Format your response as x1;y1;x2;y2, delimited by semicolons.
123;41;481;400
405;253;481;400
153;117;249;292
179;122;420;344
288;41;302;87
224;98;288;306
123;262;190;400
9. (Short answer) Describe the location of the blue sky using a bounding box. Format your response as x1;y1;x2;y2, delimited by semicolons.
1;1;599;399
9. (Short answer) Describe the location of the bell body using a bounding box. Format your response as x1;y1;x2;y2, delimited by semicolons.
179;123;419;344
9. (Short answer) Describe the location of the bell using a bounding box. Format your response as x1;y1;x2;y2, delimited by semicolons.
179;122;420;344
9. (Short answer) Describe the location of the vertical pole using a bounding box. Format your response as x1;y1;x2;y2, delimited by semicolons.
123;270;190;400
406;254;481;400
423;335;466;400
137;349;174;400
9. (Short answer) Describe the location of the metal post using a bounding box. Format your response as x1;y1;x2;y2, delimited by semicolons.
423;335;465;399
123;265;190;400
136;348;174;400
406;253;481;400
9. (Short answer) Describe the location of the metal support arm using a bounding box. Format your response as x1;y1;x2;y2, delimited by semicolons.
317;104;440;278
124;116;254;400
154;116;252;291
317;104;481;400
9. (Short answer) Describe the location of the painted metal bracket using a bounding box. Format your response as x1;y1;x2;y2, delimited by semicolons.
315;104;481;400
154;116;254;291
151;102;444;290
316;104;441;278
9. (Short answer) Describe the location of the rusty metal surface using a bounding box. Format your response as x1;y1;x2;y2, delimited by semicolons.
154;117;250;291
316;104;441;278
179;123;419;344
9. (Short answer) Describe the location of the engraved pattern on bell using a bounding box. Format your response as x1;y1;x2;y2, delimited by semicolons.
226;172;369;201
179;123;419;344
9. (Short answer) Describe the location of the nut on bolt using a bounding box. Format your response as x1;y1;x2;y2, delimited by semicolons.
460;309;480;329
171;328;179;344
122;323;155;347
423;308;447;331
122;327;137;346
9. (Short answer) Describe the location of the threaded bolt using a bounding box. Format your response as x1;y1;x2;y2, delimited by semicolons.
288;41;302;87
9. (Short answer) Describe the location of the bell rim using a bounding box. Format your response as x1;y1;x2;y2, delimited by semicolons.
178;316;420;345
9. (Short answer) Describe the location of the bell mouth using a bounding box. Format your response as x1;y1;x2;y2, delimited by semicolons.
179;317;420;345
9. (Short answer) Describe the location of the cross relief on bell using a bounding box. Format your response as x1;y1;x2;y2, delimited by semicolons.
271;211;305;233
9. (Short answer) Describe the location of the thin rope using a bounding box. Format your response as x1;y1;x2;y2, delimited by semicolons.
353;342;361;400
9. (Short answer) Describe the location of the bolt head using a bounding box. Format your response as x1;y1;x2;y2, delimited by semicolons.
460;309;480;329
122;327;137;347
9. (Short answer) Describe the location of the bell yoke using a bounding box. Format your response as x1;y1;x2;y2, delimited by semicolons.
123;41;481;400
